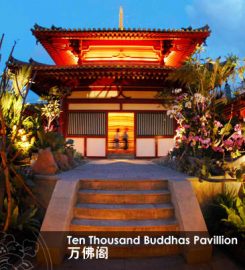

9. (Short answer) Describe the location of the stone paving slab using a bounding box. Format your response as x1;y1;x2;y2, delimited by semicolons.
58;159;188;182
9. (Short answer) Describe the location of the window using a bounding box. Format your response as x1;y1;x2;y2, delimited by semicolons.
68;112;106;135
136;112;174;136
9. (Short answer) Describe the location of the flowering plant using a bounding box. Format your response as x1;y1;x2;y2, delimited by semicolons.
162;48;245;177
167;90;245;176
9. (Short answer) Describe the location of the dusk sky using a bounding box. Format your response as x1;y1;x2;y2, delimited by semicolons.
0;0;245;102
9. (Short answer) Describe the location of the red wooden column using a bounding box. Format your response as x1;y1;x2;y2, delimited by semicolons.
59;98;68;136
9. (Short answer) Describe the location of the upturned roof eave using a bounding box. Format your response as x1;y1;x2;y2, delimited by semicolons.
8;57;177;72
31;23;211;34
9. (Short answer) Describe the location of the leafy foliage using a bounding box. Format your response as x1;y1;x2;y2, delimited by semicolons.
1;91;22;129
167;47;241;96
37;130;66;151
9;65;32;96
167;92;244;177
221;188;245;236
0;198;40;233
204;186;245;243
41;99;61;131
205;189;236;235
0;39;41;232
163;47;245;178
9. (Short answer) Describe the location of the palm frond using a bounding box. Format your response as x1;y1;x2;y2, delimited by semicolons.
10;65;32;95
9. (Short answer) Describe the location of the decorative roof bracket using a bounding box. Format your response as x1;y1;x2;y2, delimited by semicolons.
160;40;173;65
69;39;82;64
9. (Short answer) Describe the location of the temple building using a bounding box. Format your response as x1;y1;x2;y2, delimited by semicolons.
11;21;210;158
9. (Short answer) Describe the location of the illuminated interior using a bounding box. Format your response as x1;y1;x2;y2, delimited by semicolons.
108;112;134;153
83;46;159;62
87;90;118;98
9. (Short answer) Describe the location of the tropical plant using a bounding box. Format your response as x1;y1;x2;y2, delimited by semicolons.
0;198;40;233
0;36;41;232
162;46;245;177
167;92;244;161
205;187;245;265
37;130;66;151
221;187;245;237
204;189;237;235
166;46;243;96
41;99;61;131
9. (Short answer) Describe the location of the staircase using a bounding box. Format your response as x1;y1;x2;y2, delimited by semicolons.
107;153;135;159
69;179;180;257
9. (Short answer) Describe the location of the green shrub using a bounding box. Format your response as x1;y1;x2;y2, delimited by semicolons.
205;189;236;235
37;131;66;151
221;187;245;237
205;187;245;238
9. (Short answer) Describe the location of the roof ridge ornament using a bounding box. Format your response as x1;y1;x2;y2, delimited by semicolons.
119;6;124;30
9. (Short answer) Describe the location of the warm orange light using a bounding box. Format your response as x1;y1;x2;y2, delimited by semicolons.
82;45;160;62
65;51;79;65
87;90;118;98
21;135;28;142
164;51;177;66
108;112;134;153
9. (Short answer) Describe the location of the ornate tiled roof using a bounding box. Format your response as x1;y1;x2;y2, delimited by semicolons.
8;22;211;96
9;57;175;71
31;24;210;67
32;23;210;33
9;57;175;96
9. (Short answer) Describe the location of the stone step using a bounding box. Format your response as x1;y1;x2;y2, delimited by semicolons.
74;203;174;220
77;190;171;204
79;179;168;190
107;154;135;159
70;218;179;231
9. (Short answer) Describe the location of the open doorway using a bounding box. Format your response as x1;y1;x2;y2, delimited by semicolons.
108;112;134;154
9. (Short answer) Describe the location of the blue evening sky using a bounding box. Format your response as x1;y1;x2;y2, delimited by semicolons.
0;0;244;102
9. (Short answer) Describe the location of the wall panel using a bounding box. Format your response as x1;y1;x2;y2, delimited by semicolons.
66;137;85;155
136;138;155;157
87;138;106;157
157;138;175;157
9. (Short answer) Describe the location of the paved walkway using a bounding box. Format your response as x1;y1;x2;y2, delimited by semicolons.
58;159;189;181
